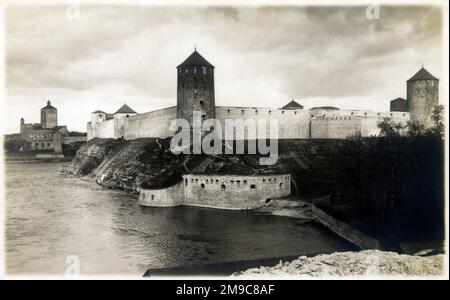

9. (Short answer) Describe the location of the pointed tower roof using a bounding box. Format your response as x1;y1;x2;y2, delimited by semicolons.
114;104;137;114
177;50;214;68
282;100;304;110
390;97;407;102
407;67;438;82
42;100;56;110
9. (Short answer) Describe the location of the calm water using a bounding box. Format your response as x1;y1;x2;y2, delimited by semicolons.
5;162;354;275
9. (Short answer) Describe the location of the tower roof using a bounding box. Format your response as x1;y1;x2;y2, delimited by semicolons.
177;50;214;68
114;104;137;114
390;97;407;102
42;100;56;110
310;106;340;110
282;100;304;109
407;67;438;82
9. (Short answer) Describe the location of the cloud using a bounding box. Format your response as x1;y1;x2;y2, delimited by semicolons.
3;5;443;134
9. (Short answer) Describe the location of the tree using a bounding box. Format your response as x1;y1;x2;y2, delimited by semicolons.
406;120;426;137
378;117;405;137
428;104;444;138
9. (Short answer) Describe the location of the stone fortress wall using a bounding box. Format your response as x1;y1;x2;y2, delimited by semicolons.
87;51;436;141
139;174;291;210
87;105;410;140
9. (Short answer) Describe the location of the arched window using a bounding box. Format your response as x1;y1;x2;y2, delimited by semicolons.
279;182;283;189
47;143;51;148
35;143;39;149
200;183;205;189
41;143;44;148
185;179;188;186
250;184;256;190
221;184;226;191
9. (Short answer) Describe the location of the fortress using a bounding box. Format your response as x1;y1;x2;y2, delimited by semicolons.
86;50;439;209
18;101;87;155
87;50;439;141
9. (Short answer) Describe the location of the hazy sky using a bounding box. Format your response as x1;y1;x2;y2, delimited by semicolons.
3;4;443;133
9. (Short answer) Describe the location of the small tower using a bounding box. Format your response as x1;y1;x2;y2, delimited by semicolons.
176;50;215;130
113;103;137;139
41;100;57;129
406;67;439;127
20;118;25;134
113;103;137;118
390;97;408;112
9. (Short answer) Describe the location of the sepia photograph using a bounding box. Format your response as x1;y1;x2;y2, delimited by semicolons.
0;0;448;285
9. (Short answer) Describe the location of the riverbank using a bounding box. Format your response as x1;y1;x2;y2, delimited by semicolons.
4;152;74;162
232;250;444;277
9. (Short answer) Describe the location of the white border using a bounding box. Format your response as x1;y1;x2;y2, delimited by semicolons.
0;0;448;280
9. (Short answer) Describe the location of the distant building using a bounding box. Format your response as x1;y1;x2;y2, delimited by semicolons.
282;100;304;110
19;101;87;153
88;50;439;140
390;97;408;112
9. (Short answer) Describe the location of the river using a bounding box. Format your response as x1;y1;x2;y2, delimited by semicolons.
5;161;354;276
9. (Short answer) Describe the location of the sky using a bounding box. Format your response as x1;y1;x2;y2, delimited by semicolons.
2;4;444;133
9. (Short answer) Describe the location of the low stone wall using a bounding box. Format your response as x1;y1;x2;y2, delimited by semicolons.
139;174;291;210
312;203;382;250
138;182;183;207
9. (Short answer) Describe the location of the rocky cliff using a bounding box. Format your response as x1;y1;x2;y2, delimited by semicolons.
68;137;346;196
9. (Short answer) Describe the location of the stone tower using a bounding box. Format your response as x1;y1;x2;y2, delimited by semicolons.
407;67;439;127
41;100;57;129
176;50;215;130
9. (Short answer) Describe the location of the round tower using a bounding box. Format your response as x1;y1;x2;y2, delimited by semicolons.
176;50;215;130
407;67;439;127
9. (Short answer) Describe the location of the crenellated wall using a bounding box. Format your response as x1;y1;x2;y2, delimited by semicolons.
139;174;291;210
